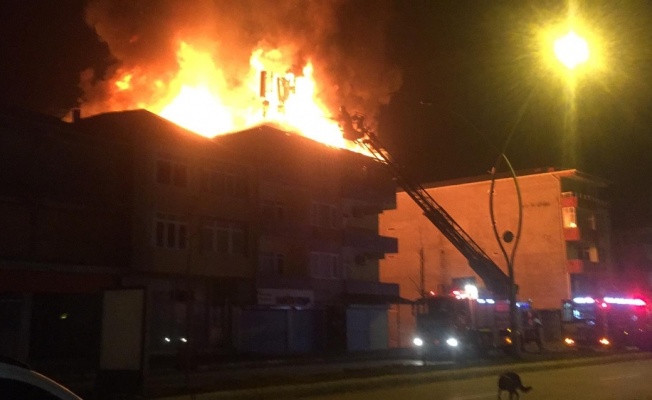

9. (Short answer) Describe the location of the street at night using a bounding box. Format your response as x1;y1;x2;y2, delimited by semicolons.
2;1;652;399
297;357;652;400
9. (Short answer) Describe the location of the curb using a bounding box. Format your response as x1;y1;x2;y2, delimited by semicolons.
155;352;652;400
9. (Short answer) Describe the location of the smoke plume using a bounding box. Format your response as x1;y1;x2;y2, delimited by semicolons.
79;0;402;124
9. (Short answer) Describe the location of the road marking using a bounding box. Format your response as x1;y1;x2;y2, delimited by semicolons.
600;373;641;381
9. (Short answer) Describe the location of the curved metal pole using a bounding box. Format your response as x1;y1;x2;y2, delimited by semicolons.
488;92;532;358
489;153;523;357
489;154;523;281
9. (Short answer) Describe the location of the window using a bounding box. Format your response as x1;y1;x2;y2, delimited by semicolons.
582;244;599;263
570;243;600;263
309;252;339;279
202;167;247;197
156;154;188;187
588;214;597;230
258;252;285;275
154;213;187;249
562;207;577;228
262;200;284;221
202;219;247;255
310;202;338;228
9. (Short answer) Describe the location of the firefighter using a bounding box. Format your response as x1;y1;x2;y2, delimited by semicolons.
522;310;543;352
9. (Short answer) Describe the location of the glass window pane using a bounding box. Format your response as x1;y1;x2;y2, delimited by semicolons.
178;225;187;249
156;160;171;184
155;221;165;247
173;164;188;187
166;223;176;247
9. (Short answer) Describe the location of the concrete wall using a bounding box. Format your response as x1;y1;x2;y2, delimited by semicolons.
379;173;571;310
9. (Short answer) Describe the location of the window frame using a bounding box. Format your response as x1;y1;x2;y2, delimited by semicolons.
154;213;188;250
309;251;339;279
155;153;188;188
202;218;248;255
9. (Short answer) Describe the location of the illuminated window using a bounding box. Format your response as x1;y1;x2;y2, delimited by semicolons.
156;153;187;187
310;252;339;279
202;219;247;255
562;207;577;228
573;243;599;263
154;213;187;249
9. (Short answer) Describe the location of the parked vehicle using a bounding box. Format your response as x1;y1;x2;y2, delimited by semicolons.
562;296;652;351
0;357;83;400
410;291;533;359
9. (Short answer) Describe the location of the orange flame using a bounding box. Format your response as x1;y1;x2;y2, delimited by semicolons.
97;41;366;154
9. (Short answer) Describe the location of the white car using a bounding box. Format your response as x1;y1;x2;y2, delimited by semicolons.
0;357;83;400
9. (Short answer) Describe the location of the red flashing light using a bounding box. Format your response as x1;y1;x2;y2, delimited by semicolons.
603;297;647;306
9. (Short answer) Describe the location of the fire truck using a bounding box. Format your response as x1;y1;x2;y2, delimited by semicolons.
338;108;523;357
410;289;536;358
562;296;652;351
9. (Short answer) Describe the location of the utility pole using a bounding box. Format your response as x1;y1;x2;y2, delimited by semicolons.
419;247;425;298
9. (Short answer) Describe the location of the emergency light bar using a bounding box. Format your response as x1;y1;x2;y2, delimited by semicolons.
572;296;646;306
603;297;646;306
572;297;596;304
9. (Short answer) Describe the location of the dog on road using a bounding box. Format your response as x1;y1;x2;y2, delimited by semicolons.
497;371;532;400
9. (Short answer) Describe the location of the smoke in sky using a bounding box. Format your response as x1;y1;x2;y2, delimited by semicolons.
79;0;402;125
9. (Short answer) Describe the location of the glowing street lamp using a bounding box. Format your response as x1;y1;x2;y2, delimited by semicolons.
554;31;590;70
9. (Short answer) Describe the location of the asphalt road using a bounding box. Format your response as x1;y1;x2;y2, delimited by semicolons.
300;358;652;400
154;351;651;400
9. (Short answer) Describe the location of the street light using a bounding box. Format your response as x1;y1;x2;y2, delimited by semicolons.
554;31;590;70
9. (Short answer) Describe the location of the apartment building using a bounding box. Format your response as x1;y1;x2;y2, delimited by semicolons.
379;168;612;346
0;107;401;384
379;168;612;307
73;110;258;362
212;125;400;353
0;107;127;372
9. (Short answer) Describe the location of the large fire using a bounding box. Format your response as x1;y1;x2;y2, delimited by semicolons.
102;41;364;153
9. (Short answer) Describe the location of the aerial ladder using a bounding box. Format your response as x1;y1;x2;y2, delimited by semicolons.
338;107;511;298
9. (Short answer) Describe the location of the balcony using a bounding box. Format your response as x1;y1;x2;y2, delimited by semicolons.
564;226;580;241
560;191;609;209
566;259;602;274
343;227;398;254
567;259;584;273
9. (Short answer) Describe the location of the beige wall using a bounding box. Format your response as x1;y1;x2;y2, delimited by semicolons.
380;173;572;309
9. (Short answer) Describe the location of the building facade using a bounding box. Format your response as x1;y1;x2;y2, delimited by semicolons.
379;168;612;346
0;107;401;386
212;125;400;353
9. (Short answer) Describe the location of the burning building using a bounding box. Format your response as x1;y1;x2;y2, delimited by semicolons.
0;104;402;388
0;1;408;387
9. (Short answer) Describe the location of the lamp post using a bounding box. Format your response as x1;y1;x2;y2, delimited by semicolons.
489;153;523;358
554;31;590;71
553;29;590;168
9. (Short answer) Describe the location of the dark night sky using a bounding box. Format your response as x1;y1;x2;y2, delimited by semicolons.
1;0;651;228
